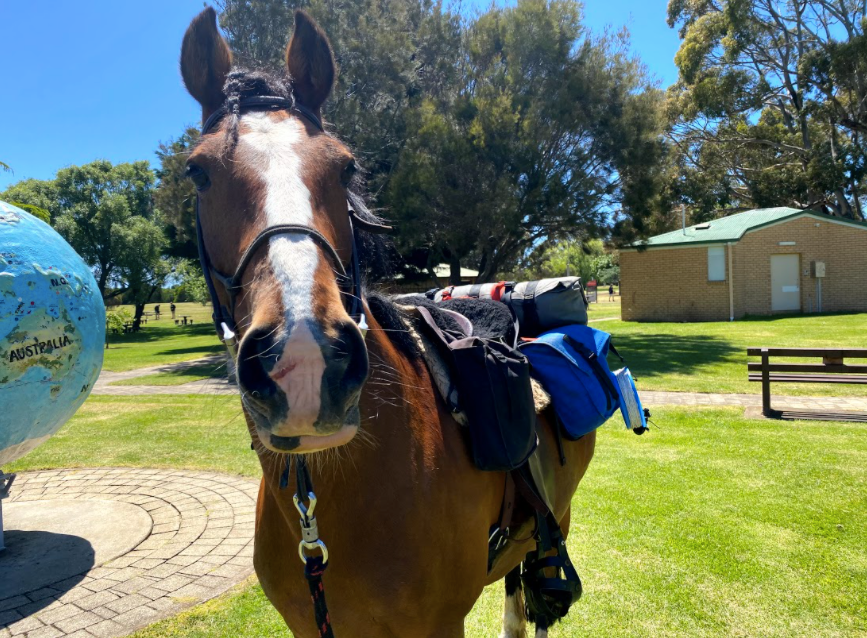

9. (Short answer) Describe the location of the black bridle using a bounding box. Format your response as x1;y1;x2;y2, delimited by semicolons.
194;95;390;349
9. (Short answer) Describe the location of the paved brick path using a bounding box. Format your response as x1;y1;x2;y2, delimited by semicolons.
1;468;259;638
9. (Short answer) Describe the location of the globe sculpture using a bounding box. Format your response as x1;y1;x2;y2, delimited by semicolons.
0;201;105;467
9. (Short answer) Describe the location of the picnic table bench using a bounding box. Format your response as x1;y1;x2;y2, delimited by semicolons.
175;315;194;326
748;347;867;422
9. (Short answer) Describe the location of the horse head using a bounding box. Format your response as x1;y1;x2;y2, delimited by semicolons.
181;8;371;455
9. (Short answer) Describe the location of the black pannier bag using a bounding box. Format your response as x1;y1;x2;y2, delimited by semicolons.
416;307;537;472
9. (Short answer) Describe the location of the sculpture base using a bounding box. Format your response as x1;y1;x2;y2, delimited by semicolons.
0;498;152;599
0;470;15;552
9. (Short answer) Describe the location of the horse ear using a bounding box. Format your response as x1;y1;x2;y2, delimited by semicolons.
181;7;232;118
286;10;335;112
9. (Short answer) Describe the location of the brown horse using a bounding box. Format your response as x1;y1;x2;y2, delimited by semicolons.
180;8;595;637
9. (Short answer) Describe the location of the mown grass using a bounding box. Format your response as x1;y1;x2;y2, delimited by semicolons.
9;399;866;637
108;361;226;386
103;303;222;372
587;289;622;320
607;311;867;396
7;395;256;477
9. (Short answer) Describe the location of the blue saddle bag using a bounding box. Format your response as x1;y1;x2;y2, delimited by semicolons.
519;325;621;439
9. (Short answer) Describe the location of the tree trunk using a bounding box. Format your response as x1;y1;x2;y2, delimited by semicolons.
133;303;146;331
449;257;462;286
97;267;109;297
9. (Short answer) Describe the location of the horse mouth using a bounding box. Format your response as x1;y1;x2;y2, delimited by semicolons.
258;424;359;454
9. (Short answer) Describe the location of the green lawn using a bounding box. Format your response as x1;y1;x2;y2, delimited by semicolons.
588;290;622;320
607;311;867;396
109;361;227;386
7;395;256;476
9;399;866;637
103;303;222;372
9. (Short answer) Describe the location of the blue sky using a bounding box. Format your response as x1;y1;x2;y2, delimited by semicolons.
0;1;681;191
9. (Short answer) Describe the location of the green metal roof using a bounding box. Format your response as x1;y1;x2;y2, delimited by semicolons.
631;207;867;248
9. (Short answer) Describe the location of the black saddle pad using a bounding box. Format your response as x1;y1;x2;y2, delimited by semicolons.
393;295;517;344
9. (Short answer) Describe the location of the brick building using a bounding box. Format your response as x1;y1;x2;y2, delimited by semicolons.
620;207;867;322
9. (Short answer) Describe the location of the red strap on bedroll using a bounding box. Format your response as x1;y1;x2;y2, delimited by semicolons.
491;281;507;302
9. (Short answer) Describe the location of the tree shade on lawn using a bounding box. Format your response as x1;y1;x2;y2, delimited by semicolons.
102;302;222;372
605;311;867;397
9;400;865;637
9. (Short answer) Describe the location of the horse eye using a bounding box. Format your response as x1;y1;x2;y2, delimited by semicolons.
185;164;211;191
341;160;357;187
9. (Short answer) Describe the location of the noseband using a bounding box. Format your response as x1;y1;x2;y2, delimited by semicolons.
194;96;390;352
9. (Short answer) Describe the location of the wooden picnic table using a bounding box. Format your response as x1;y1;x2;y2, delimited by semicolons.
176;315;194;326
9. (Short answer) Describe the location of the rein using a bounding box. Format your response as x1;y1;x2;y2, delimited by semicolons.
194;95;390;638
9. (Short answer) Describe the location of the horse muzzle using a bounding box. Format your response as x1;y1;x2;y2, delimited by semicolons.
237;318;368;452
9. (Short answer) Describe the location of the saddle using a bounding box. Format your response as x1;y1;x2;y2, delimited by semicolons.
394;296;582;622
395;296;551;422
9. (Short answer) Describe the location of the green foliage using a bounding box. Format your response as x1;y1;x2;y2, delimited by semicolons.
49;160;164;298
154;127;200;260
388;1;667;278
173;261;211;305
0;160;10;173
666;0;867;221
0;178;61;221
513;239;620;283
105;307;133;334
218;0;668;278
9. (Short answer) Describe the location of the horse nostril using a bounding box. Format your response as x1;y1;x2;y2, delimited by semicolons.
237;325;280;399
334;321;368;386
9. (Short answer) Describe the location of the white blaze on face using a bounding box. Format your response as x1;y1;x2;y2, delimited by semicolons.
239;112;326;430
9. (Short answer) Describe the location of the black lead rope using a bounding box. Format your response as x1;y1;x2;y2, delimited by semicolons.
280;455;334;638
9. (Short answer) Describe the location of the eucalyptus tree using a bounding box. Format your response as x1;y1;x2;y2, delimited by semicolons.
667;0;867;219
17;161;168;328
388;0;667;281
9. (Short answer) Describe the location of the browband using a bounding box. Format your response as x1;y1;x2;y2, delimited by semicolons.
201;95;323;135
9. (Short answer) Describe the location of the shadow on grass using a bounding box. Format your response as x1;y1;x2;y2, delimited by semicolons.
158;344;223;357
611;333;740;380
159;362;225;381
105;323;216;347
737;310;863;322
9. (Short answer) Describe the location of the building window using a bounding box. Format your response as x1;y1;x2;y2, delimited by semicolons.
708;246;726;281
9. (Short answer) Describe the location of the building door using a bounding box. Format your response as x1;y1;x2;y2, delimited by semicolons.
770;254;801;312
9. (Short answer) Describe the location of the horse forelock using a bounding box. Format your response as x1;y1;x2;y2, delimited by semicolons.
210;67;393;281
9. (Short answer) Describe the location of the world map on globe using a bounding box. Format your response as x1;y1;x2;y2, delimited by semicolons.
0;201;105;467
